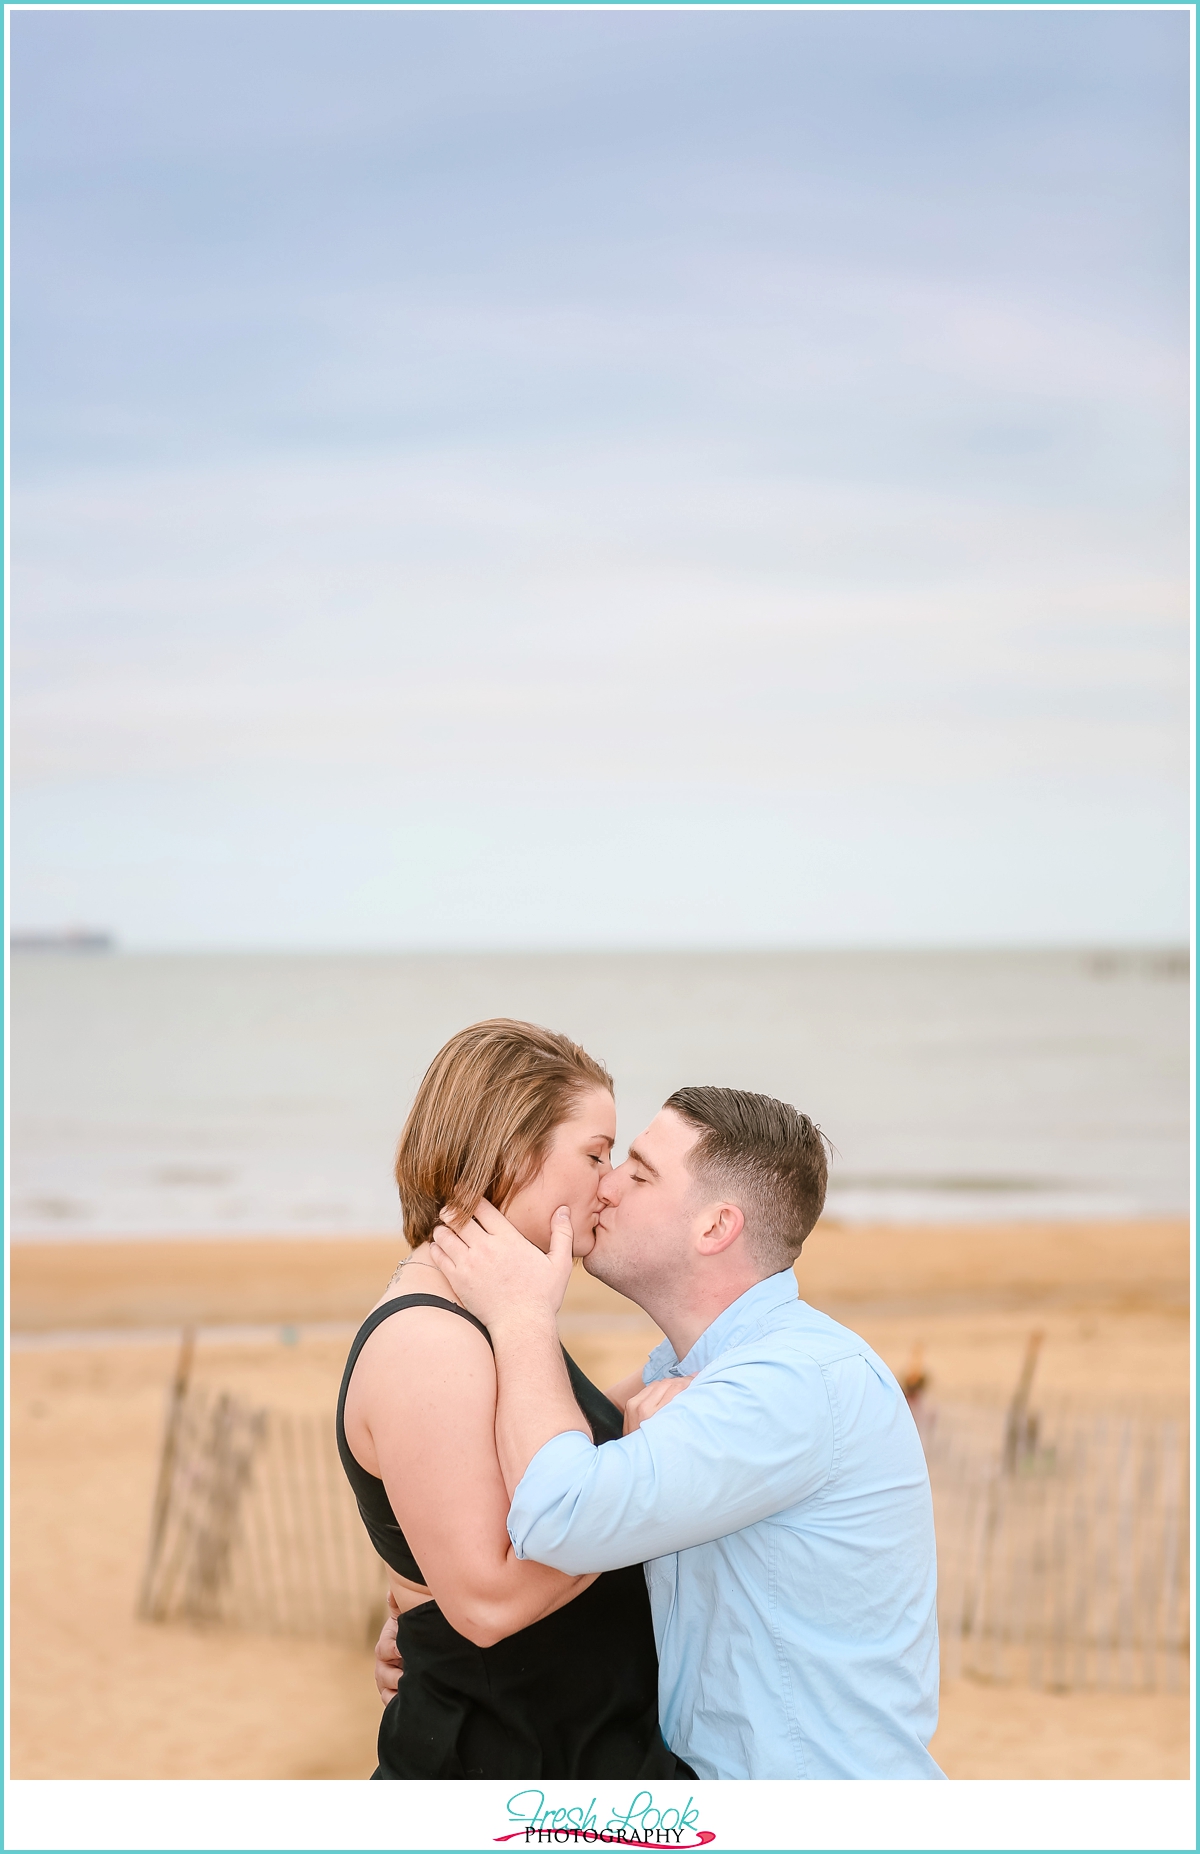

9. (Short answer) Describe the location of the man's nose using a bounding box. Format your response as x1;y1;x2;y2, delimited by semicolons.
597;1168;619;1205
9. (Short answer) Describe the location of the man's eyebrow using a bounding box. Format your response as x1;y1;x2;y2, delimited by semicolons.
627;1144;660;1178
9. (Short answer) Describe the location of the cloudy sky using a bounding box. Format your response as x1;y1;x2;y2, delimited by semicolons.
10;7;1191;949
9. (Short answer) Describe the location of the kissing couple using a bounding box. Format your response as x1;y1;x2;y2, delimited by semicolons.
337;1018;944;1781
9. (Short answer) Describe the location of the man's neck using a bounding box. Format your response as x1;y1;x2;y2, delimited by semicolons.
640;1269;774;1363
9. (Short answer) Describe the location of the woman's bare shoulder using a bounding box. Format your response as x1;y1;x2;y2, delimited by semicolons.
355;1284;494;1377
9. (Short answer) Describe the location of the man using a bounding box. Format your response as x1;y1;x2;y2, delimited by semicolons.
417;1087;944;1780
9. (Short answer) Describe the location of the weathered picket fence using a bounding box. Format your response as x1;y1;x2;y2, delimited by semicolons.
924;1395;1190;1693
139;1333;1190;1692
137;1335;387;1646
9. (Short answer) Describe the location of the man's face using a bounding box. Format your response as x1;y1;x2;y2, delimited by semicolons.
585;1107;704;1299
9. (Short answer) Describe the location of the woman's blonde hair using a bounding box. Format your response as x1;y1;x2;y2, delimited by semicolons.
394;1018;613;1248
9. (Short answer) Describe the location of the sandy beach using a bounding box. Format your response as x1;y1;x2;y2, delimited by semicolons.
10;1217;1190;1780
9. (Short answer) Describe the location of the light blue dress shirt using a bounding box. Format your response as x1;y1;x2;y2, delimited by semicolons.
508;1270;944;1780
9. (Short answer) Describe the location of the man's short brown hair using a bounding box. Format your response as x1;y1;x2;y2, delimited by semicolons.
663;1085;830;1269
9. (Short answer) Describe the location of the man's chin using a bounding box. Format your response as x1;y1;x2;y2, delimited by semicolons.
582;1233;613;1280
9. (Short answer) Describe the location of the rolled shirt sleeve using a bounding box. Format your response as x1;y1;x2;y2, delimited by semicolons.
507;1347;836;1572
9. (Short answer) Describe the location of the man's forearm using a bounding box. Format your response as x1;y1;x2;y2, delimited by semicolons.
490;1307;591;1498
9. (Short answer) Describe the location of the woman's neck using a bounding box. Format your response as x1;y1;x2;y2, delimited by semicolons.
387;1251;461;1304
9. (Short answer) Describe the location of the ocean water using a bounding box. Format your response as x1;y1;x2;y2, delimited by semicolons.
8;948;1190;1240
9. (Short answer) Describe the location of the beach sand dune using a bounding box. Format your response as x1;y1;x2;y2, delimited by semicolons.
10;1219;1190;1779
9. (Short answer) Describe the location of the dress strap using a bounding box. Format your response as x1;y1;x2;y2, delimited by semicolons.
348;1293;494;1366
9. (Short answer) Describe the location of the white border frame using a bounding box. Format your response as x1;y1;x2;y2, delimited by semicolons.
2;5;1195;1851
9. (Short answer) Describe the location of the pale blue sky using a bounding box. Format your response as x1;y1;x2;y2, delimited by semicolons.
11;8;1191;948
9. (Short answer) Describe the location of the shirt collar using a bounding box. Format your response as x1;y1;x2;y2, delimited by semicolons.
646;1270;800;1381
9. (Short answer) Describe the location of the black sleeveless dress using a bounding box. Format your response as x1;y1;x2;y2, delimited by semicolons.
336;1294;692;1781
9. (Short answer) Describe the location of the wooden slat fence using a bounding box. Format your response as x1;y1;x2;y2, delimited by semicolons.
138;1379;388;1647
139;1351;1190;1693
924;1397;1190;1692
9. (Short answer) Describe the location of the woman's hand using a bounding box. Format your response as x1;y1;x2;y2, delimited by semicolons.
622;1374;695;1435
430;1200;575;1332
603;1367;653;1414
374;1593;404;1704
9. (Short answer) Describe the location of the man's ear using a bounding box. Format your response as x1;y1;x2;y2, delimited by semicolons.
695;1202;745;1256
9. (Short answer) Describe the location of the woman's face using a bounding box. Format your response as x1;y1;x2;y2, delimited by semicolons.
502;1085;616;1258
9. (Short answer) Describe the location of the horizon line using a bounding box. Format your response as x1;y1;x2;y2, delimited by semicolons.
7;937;1191;960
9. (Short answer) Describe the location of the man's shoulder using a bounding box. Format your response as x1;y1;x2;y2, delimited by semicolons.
706;1299;903;1395
755;1294;874;1359
645;1285;892;1388
683;1302;865;1375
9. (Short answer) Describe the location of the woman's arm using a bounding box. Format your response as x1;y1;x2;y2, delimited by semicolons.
344;1305;596;1648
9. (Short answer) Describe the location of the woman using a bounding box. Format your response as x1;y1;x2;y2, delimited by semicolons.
337;1017;691;1781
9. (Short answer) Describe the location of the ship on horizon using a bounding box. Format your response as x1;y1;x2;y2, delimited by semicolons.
10;928;115;953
